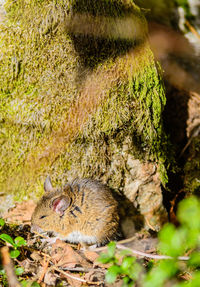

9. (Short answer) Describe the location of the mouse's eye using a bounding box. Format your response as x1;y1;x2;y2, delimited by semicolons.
40;215;47;219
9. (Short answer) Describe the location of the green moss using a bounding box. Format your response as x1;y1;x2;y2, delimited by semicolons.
0;0;172;199
62;45;171;188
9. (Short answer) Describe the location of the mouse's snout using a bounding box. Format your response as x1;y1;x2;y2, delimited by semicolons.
31;224;43;234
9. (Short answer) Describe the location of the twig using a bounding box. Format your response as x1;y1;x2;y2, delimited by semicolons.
32;231;49;239
92;235;138;252
38;255;50;284
116;235;137;245
145;218;156;231
62;266;101;273
52;266;103;285
115;244;190;261
29;248;104;283
185;20;200;41
93;242;189;261
1;246;21;287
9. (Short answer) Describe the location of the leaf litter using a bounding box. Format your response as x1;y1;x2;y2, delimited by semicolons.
0;200;158;286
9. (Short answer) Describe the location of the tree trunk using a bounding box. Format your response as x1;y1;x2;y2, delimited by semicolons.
0;0;171;230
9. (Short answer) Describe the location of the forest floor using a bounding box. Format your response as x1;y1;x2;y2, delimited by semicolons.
0;200;159;287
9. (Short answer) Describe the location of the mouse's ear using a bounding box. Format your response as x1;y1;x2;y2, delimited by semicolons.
44;176;53;193
51;195;71;216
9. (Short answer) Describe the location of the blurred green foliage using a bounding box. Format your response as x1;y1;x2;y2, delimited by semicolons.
99;196;200;286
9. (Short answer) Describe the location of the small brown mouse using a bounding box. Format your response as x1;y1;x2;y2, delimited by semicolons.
31;176;119;246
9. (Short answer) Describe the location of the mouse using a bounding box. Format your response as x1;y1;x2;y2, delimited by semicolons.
31;176;119;246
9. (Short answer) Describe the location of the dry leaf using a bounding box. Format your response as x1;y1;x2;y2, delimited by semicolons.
83;250;99;263
20;258;38;274
84;250;110;268
30;251;43;262
51;239;89;268
44;270;58;286
84;270;96;282
62;271;83;287
3;200;36;224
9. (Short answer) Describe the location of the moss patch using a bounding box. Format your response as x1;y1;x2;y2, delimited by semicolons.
0;0;171;200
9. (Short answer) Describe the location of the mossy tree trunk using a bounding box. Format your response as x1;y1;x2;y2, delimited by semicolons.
0;0;172;230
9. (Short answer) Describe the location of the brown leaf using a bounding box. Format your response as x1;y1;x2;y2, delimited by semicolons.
44;270;58;286
3;200;36;224
83;250;99;263
20;258;38;273
84;250;110;268
61;271;83;287
84;270;96;282
51;239;89;268
30;251;43;262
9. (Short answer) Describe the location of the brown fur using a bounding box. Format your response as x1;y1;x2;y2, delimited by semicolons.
31;177;119;246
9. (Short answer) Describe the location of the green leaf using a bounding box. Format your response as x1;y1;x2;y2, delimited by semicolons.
159;260;178;278
14;236;26;247
158;224;186;257
143;260;178;287
31;282;41;287
122;276;133;287
98;253;113;264
98;242;117;264
106;265;121;284
119;249;132;257
20;280;28;287
188;252;200;267
15;267;24;276
121;256;135;271
0;233;16;247
10;249;20;258
0;218;5;227
107;242;116;258
178;196;200;230
0;268;5;276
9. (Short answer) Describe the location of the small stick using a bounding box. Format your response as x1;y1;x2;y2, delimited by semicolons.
62;266;101;273
93;243;189;261
30;249;103;284
115;244;189;261
52;266;103;285
92;235;138;252
1;246;21;287
185;20;200;41
38;255;50;284
32;231;49;239
145;218;156;231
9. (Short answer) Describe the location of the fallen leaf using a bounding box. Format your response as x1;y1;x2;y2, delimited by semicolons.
61;271;83;287
84;269;105;285
51;239;90;268
84;270;96;282
20;258;38;273
3;200;36;224
30;251;43;262
84;250;110;268
84;250;99;263
44;270;58;286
